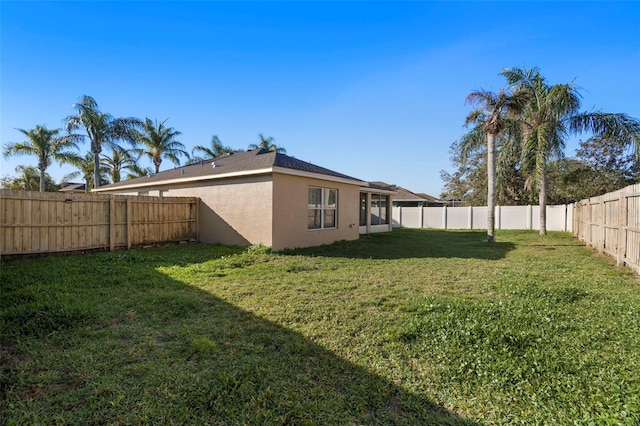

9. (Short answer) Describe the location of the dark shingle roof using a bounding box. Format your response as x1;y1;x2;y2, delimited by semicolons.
59;183;86;192
366;181;397;192
368;181;443;202
368;181;428;201
95;149;364;190
416;192;444;203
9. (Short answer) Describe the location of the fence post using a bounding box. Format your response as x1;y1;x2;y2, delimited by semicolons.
617;193;627;267
126;198;132;249
109;197;115;251
497;205;501;230
585;199;591;247
195;198;200;241
442;205;447;230
468;206;473;229
420;205;424;229
599;197;606;252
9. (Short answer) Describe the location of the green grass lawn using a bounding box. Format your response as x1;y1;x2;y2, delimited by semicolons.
1;229;639;425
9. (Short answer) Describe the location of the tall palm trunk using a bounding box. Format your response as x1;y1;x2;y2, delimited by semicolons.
37;157;46;192
39;168;46;192
539;166;547;235
536;142;548;235
93;150;101;189
486;133;496;242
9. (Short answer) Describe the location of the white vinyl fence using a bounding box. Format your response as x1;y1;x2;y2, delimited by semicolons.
393;204;573;232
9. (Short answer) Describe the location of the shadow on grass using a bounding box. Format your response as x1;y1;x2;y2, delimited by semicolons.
1;247;480;425
283;228;516;260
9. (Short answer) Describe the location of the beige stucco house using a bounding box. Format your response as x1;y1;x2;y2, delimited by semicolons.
93;149;395;251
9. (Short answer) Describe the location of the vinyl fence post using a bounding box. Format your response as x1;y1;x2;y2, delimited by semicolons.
442;205;447;230
599;197;606;252
468;206;473;230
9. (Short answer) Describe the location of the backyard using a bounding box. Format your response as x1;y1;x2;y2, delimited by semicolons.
1;229;639;425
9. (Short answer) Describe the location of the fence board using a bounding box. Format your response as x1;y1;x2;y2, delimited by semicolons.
0;190;197;257
573;184;640;274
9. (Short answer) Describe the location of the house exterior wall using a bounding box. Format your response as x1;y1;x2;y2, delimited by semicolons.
98;175;274;247
271;173;360;251
168;176;274;247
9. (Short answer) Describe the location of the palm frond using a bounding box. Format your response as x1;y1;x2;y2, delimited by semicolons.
459;124;486;165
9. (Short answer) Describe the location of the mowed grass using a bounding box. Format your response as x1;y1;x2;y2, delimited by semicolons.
1;229;639;425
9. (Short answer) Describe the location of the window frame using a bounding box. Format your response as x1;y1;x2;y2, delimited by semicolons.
308;186;338;230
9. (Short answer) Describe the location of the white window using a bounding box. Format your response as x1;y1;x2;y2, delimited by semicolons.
308;187;337;230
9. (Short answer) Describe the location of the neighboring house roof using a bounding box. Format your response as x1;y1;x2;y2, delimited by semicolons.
59;183;86;193
93;149;366;192
368;181;426;202
416;192;444;204
368;182;445;204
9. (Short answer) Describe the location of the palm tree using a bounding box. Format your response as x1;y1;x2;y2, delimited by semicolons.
501;66;640;234
3;125;82;192
192;135;234;160
68;152;109;191
66;95;142;189
134;118;188;173
125;163;154;180
1;165;58;191
101;146;139;183
248;133;286;153
464;89;528;242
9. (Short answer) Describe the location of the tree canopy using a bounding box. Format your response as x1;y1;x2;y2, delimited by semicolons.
248;133;286;153
66;95;142;189
3;125;81;192
134;118;189;173
448;67;640;237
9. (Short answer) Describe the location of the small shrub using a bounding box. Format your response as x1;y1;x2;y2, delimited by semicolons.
189;337;219;356
246;244;271;256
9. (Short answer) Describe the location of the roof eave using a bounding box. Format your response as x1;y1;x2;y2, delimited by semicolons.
271;166;364;186
93;166;365;192
92;167;274;192
359;186;397;195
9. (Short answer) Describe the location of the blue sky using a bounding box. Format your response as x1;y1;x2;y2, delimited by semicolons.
2;1;639;196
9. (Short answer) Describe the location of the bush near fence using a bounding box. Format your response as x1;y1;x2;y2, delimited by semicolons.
0;190;198;257
573;183;640;274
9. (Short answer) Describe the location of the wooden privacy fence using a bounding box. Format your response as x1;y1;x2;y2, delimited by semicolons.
1;190;198;257
573;183;640;274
